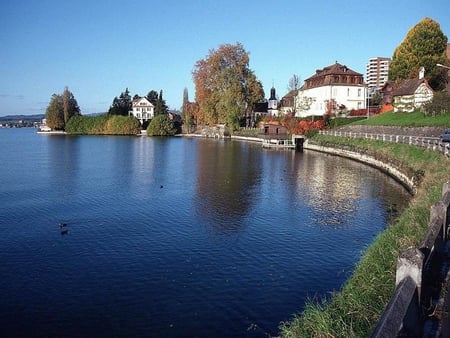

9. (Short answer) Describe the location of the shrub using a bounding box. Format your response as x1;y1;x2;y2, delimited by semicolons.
423;91;450;116
146;114;177;136
104;115;141;135
65;115;140;135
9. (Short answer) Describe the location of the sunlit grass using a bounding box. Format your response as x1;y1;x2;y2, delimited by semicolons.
352;111;450;127
279;135;449;337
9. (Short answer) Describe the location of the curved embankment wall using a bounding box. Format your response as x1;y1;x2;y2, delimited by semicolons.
303;139;417;194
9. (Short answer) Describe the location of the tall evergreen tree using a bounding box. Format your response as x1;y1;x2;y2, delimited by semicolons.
181;87;193;132
154;90;168;116
389;17;448;90
146;90;159;105
108;88;132;116
62;86;80;124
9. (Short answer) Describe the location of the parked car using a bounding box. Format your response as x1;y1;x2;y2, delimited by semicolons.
439;129;450;142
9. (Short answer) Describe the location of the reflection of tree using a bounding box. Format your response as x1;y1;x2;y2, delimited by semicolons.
48;135;80;199
195;139;261;233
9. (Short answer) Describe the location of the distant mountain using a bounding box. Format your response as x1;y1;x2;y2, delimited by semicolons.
0;114;45;123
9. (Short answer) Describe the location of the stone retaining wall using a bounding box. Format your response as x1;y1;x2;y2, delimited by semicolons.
337;125;446;138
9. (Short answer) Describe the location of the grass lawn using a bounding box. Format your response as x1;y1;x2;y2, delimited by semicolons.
351;110;450;127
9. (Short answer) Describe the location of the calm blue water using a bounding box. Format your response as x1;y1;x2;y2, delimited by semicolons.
0;128;410;337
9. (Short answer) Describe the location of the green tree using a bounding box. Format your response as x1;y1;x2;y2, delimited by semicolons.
192;42;265;131
62;86;80;124
146;90;159;105
108;88;132;116
45;88;80;130
181;87;194;133
389;17;448;90
154;90;168;116
146;114;177;136
45;94;64;130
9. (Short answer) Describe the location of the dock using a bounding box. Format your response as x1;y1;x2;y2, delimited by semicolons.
262;139;295;149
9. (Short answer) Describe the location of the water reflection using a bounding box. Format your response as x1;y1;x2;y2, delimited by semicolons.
195;139;262;233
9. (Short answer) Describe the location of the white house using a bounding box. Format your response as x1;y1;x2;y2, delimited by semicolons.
295;62;367;117
129;97;154;124
392;67;434;112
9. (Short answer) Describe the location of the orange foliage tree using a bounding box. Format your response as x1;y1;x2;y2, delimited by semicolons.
192;43;265;131
263;114;326;135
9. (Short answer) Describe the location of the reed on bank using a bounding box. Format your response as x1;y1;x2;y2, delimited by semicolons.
279;134;449;337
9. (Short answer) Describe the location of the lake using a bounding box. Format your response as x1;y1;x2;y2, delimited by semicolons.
0;128;410;337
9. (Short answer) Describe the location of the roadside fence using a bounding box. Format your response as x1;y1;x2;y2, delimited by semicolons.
371;181;450;337
319;130;450;157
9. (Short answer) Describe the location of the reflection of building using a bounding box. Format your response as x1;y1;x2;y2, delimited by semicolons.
295;62;366;117
366;57;391;97
129;97;154;124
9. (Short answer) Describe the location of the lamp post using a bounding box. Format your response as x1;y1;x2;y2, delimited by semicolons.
366;86;370;119
437;63;450;70
437;64;450;92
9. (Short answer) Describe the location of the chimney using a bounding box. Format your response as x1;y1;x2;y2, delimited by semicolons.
419;67;425;80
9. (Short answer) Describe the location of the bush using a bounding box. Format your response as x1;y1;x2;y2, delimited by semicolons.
423;91;450;116
146;114;177;136
65;115;140;135
104;115;141;135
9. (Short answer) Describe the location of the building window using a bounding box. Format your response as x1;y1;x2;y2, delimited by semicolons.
347;88;350;96
358;89;361;97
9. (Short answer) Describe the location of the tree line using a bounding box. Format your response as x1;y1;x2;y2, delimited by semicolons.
107;88;169;118
45;86;171;134
45;17;449;135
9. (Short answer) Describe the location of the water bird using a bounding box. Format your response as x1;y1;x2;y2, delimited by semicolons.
160;185;164;189
59;222;67;228
61;229;69;235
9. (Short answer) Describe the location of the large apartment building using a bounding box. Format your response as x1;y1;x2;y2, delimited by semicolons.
366;57;391;96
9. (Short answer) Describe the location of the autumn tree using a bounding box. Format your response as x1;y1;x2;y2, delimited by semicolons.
108;88;132;116
46;87;80;130
192;42;264;131
389;17;448;90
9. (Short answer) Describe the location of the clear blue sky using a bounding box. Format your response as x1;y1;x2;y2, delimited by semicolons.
1;0;449;116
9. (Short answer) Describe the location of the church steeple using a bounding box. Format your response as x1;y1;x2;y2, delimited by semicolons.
268;85;278;115
269;86;276;100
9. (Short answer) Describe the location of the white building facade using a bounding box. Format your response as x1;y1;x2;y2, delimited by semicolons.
295;62;367;118
129;97;155;124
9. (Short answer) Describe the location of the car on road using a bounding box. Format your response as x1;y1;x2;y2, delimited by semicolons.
439;129;450;142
